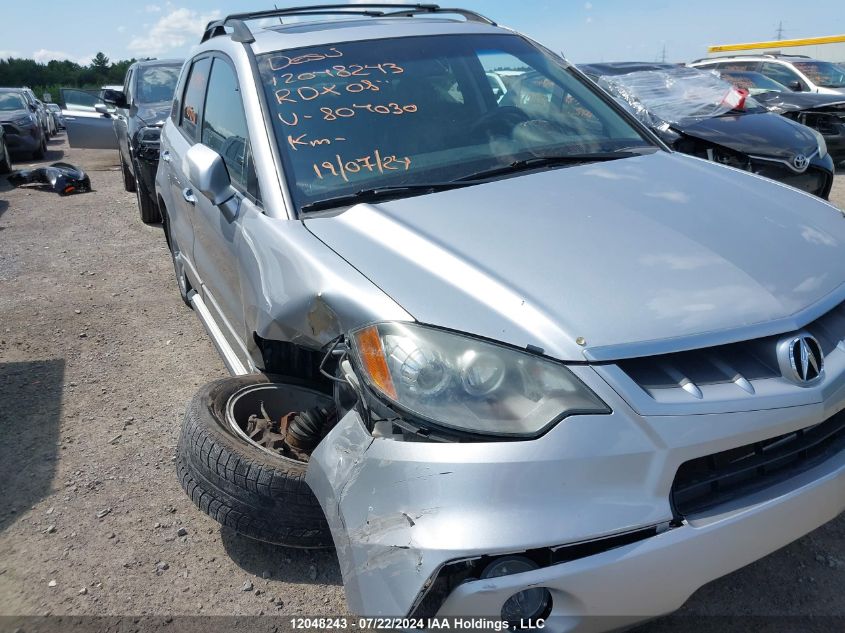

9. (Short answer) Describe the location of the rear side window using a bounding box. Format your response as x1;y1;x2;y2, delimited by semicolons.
718;61;759;72
179;56;212;141
201;58;258;198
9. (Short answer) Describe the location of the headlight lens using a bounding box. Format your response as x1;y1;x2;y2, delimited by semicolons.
137;126;161;146
350;322;609;437
810;128;828;160
12;115;34;127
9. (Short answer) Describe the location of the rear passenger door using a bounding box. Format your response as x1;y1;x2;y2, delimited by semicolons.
190;55;260;359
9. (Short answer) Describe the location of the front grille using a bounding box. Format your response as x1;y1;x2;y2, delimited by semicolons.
619;299;845;400
671;411;845;517
751;162;830;197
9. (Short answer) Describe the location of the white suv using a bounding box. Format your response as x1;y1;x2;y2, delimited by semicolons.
690;54;845;95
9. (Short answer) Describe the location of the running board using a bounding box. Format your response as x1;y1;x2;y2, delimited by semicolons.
188;290;249;376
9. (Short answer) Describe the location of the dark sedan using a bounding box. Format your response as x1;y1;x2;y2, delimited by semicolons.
578;63;835;199
0;88;47;159
718;70;845;167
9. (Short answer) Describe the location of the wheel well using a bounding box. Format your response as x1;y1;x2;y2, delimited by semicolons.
252;334;331;392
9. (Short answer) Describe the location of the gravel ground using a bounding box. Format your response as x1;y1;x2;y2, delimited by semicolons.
0;135;843;629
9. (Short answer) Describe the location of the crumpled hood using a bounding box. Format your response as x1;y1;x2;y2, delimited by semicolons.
135;102;170;127
305;152;845;361
754;91;845;113
677;111;819;159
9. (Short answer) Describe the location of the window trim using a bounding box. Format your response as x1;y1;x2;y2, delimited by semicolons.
177;54;213;144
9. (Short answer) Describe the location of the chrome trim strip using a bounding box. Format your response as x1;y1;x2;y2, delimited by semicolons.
188;290;250;376
748;148;819;173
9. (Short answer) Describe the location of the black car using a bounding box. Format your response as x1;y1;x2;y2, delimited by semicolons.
718;70;845;167
578;63;835;199
0;88;47;159
102;59;183;223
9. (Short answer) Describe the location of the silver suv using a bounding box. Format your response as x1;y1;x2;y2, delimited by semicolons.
158;5;845;630
690;54;845;96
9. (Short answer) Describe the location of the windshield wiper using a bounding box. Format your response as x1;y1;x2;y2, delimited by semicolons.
300;182;470;213
453;149;653;183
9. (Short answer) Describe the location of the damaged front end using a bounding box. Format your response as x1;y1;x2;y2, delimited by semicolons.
297;322;674;623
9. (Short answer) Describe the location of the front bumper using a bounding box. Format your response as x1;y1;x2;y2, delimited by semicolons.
436;450;845;632
748;154;834;199
1;123;40;153
305;362;845;631
133;145;160;194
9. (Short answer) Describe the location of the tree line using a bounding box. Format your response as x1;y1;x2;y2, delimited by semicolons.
0;52;136;104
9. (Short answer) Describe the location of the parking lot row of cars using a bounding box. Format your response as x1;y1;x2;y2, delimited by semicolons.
0;86;63;169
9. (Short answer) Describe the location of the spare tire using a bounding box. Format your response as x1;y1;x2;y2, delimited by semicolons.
176;374;334;548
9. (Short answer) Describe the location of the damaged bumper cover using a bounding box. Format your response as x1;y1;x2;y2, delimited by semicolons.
306;374;845;630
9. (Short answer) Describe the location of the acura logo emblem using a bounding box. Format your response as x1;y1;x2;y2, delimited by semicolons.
778;334;823;385
792;154;809;171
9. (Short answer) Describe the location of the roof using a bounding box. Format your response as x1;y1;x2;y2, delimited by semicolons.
131;58;183;68
244;17;506;54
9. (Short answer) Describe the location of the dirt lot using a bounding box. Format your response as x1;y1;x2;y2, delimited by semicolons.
0;135;843;630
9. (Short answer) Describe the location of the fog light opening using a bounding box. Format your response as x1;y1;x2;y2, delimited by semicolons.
481;556;551;625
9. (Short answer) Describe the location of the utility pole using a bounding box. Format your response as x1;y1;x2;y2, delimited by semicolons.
776;21;785;40
660;44;667;63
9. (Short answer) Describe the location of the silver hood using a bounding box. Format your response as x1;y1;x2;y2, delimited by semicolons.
305;152;845;362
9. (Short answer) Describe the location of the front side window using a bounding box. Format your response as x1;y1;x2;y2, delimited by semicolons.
256;34;652;212
179;57;212;141
202;58;255;195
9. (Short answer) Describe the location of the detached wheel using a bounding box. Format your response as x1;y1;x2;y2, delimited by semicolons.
176;374;334;548
120;153;136;192
133;159;161;224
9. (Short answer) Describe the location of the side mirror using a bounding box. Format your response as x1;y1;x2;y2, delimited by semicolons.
94;103;112;117
101;89;128;109
29;103;38;112
185;144;235;206
788;80;803;92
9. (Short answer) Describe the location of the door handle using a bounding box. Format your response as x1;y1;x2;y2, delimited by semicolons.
182;188;197;205
161;150;171;163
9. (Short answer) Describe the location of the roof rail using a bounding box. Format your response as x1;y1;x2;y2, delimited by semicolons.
200;3;497;44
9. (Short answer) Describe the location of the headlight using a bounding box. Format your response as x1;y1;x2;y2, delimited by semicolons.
12;115;35;127
350;322;609;438
137;126;161;146
810;128;828;160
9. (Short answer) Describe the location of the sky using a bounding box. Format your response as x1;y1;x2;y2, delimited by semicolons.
1;0;844;66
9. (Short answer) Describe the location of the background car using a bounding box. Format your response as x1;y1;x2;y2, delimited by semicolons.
690;54;845;96
45;103;64;130
579;62;835;198
718;70;845;166
20;87;51;139
101;59;183;223
0;87;47;159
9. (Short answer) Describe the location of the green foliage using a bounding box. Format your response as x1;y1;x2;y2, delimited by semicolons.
0;54;138;103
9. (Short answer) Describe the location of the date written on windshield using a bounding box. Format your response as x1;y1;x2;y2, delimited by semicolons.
312;150;412;182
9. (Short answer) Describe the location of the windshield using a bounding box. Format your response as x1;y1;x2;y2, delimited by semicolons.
720;71;789;95
0;92;27;111
135;64;181;104
793;61;845;88
257;34;653;212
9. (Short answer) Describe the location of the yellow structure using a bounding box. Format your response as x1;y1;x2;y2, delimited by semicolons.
706;34;845;62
